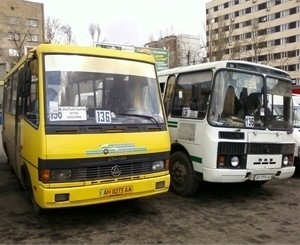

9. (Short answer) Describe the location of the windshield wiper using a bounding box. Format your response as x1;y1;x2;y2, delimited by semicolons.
117;113;161;127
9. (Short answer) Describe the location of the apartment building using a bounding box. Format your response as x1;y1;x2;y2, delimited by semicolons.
0;0;44;79
206;0;300;84
145;34;204;69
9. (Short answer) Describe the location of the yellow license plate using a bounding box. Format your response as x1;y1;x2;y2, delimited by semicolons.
100;186;133;196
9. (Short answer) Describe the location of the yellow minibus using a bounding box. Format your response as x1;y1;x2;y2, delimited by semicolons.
2;44;170;212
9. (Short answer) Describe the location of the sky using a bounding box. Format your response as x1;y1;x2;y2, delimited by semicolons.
29;0;210;47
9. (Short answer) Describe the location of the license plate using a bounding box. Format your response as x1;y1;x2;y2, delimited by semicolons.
100;186;133;197
254;174;272;181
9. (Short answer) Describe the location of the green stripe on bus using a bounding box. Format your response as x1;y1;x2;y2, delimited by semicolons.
167;120;178;128
191;155;202;164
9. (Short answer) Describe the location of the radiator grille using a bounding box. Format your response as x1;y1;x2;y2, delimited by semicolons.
218;142;284;154
77;162;153;180
219;131;245;140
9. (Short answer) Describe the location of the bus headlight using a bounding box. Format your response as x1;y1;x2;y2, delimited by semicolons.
152;161;164;171
52;169;72;181
230;156;239;167
282;156;289;166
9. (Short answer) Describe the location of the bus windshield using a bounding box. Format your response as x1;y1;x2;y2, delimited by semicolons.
44;54;164;126
208;70;292;130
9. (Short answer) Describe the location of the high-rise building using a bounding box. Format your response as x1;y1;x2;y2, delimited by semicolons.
206;0;300;84
0;0;44;79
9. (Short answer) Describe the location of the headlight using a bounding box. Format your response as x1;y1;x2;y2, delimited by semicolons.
230;156;239;167
152;161;164;170
52;169;72;181
282;156;289;166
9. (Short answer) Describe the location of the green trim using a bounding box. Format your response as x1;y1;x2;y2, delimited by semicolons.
191;155;202;164
167;120;178;128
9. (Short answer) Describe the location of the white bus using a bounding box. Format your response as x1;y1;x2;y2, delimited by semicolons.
158;60;296;196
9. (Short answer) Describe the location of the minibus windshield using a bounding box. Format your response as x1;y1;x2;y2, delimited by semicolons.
44;54;164;126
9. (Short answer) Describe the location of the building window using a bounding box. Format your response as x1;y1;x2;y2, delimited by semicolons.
26;18;38;27
274;39;281;45
8;49;19;57
258;2;267;10
27;34;39;42
290;22;296;29
259;16;267;23
282;10;289;17
0;48;2;56
8;32;20;41
288;36;296;43
8;16;19;25
288;51;296;57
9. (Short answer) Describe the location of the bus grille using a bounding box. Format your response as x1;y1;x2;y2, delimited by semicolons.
219;131;245;140
77;162;153;180
218;142;284;154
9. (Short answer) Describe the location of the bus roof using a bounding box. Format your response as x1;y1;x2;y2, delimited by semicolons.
158;60;290;79
5;44;156;79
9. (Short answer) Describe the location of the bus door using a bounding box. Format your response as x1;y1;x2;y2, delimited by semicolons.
15;59;38;178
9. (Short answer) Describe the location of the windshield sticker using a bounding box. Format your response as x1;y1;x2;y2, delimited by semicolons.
182;107;198;118
49;106;87;121
86;143;147;155
95;110;111;123
245;116;254;127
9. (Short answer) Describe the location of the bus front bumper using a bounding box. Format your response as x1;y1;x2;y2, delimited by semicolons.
202;166;295;183
35;174;170;209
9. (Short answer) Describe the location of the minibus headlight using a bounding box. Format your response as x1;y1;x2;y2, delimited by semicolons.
52;169;72;181
152;161;164;170
230;156;239;167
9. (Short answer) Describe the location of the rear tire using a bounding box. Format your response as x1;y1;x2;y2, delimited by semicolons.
169;151;199;196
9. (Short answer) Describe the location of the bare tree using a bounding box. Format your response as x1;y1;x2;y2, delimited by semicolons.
1;15;34;67
45;17;76;44
242;21;272;64
88;23;101;46
61;24;75;45
44;16;63;43
205;15;236;61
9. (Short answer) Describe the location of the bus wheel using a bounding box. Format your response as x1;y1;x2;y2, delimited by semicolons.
170;151;199;197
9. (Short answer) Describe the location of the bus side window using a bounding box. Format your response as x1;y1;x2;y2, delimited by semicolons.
164;75;176;116
25;59;39;125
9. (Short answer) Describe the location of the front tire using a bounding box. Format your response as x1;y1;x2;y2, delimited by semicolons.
170;151;199;196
